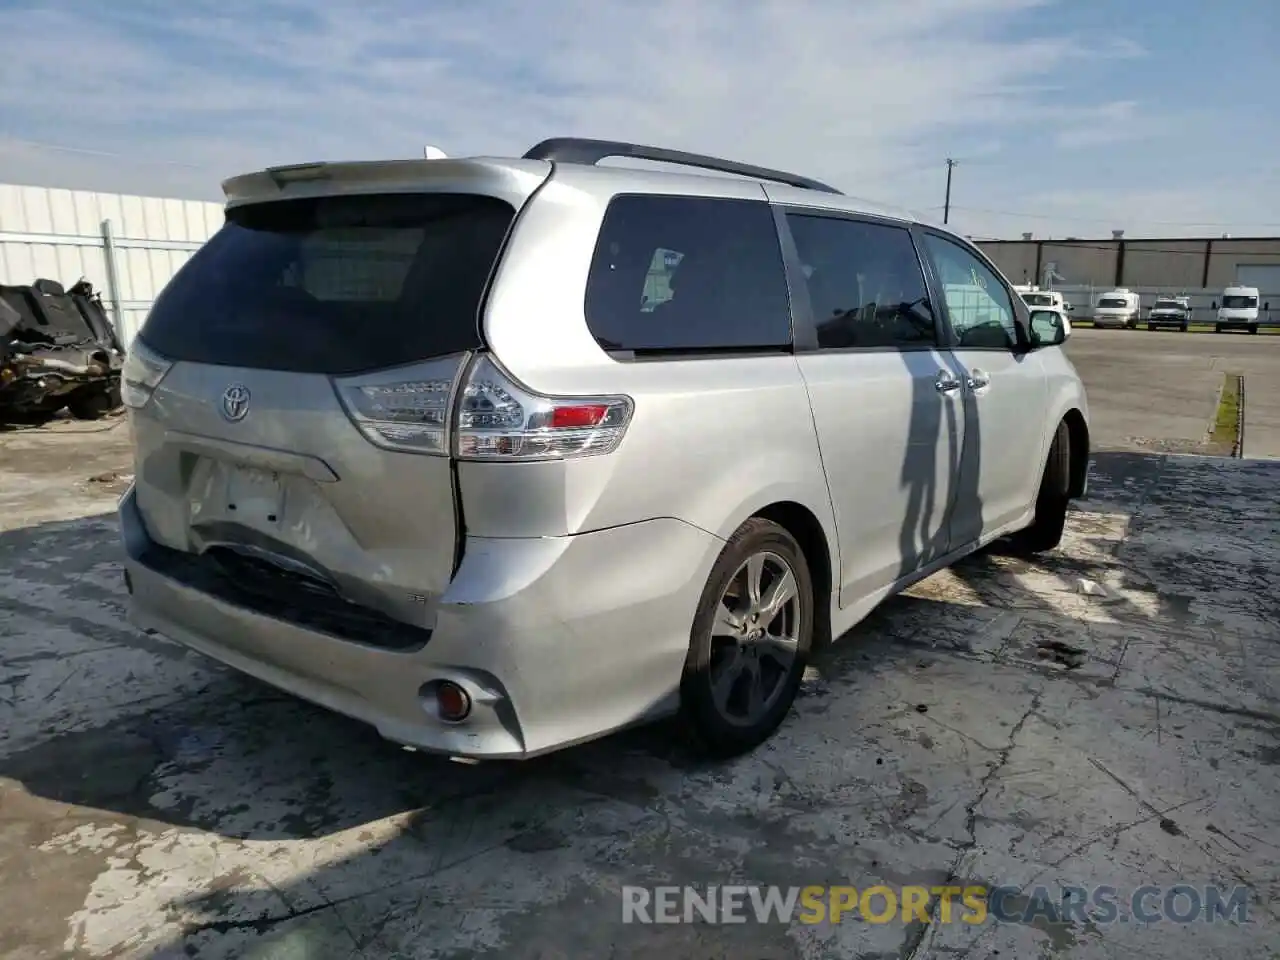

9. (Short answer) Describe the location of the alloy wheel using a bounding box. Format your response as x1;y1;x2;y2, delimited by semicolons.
706;550;802;726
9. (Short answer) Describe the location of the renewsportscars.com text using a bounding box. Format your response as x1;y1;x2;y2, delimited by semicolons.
621;884;1252;926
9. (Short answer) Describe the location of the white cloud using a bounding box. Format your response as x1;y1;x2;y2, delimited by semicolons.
0;0;1272;238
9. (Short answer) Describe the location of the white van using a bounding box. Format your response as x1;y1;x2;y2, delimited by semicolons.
1093;289;1141;329
1215;285;1262;334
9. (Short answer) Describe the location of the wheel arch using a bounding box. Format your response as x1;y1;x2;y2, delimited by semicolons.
1061;407;1090;498
752;500;834;649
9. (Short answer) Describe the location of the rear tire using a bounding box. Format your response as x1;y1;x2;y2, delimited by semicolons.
1249;324;1259;335
1215;324;1224;334
1180;323;1189;333
681;517;813;758
1147;323;1156;332
1006;420;1071;555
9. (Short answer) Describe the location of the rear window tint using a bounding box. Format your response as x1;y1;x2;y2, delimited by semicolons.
139;193;514;374
785;213;937;349
584;195;791;354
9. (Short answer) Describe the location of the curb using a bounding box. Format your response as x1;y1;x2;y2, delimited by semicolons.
1234;375;1246;458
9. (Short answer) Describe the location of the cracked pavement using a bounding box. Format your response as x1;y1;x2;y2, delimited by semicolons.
2;387;1279;958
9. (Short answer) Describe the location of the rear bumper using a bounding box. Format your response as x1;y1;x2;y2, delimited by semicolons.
120;486;723;759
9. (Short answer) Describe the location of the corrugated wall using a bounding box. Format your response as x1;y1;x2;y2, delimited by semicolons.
0;182;224;347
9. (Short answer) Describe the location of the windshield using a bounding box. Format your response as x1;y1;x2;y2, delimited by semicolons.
1022;293;1053;306
1153;300;1182;310
1222;295;1258;309
1097;298;1127;309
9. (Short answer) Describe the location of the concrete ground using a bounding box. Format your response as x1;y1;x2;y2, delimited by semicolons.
1064;327;1280;459
1;337;1278;959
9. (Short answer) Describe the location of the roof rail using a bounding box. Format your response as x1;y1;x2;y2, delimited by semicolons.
522;137;842;195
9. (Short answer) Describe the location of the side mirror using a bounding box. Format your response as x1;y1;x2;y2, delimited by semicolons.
1028;310;1067;348
1266;302;1271;311
1212;300;1218;310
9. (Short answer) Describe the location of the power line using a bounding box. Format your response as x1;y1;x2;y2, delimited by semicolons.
0;136;209;170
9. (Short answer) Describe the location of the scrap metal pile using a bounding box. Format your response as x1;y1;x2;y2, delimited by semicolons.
0;278;125;424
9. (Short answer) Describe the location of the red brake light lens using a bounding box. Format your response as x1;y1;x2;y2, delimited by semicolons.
549;404;609;429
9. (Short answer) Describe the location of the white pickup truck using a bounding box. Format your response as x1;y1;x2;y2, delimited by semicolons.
1147;297;1192;332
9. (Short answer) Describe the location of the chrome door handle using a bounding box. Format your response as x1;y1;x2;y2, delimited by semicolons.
934;370;962;394
966;369;991;391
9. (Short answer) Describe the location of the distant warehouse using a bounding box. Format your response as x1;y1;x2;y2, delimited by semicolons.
976;234;1280;320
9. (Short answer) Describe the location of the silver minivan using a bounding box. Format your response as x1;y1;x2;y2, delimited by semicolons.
119;138;1090;760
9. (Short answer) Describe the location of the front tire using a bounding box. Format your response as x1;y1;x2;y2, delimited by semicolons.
681;518;813;757
1249;324;1259;335
1006;420;1071;555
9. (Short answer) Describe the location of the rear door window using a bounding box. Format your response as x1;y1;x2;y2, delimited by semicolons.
584;195;791;354
784;213;937;349
139;193;514;374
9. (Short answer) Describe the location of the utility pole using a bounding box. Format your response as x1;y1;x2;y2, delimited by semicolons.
943;158;957;224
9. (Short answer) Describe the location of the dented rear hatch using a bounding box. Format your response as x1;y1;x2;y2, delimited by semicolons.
127;158;548;645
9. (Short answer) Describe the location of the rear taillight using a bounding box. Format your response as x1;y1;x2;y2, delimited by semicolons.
455;356;632;461
335;354;633;460
120;339;173;409
335;377;454;455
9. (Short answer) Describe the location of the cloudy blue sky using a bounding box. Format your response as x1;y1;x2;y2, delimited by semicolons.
0;0;1276;238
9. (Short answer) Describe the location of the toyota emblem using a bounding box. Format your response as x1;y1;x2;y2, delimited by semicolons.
220;384;251;422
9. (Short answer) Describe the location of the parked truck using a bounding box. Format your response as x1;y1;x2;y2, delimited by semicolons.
1147;296;1192;332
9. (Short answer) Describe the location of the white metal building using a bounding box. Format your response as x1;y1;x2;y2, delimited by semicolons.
0;182;225;348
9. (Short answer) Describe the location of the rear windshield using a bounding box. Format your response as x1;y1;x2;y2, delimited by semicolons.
139;193;514;374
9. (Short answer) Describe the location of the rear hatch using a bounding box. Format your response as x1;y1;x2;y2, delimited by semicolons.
128;162;546;646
